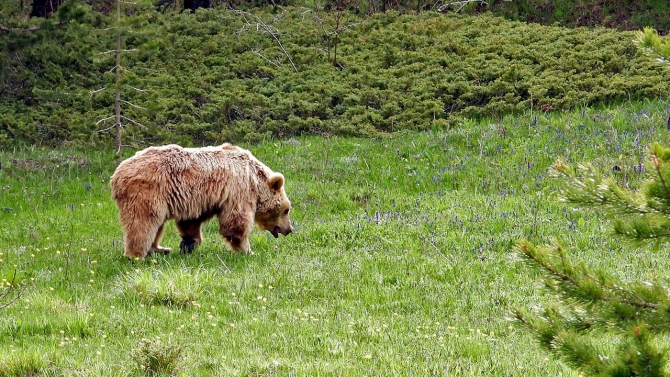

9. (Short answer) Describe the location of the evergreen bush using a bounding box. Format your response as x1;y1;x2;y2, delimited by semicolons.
1;7;670;148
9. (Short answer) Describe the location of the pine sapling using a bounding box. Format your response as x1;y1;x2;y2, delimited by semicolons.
514;143;670;376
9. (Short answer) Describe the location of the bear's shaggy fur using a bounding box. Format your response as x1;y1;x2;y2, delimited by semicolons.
110;144;293;259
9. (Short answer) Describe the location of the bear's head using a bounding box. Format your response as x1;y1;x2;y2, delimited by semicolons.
255;172;293;239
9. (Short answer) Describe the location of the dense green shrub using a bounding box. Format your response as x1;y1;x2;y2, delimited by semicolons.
1;7;669;148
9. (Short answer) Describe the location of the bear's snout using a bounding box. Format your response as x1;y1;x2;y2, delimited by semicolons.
271;225;292;238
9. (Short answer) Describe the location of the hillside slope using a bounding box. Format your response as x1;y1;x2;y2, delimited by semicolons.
1;8;668;147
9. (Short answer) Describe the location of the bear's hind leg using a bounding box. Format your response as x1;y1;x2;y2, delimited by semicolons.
150;223;172;255
123;217;165;260
176;219;204;254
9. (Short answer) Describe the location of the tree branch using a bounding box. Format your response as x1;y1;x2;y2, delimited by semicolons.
98;49;138;55
0;20;68;33
652;155;670;199
0;269;29;310
127;85;149;94
96;115;116;125
120;99;147;110
90;87;107;95
231;9;298;73
121;115;147;129
435;0;486;13
251;49;282;68
0;23;40;33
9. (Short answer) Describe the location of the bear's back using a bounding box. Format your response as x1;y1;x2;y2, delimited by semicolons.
111;143;270;198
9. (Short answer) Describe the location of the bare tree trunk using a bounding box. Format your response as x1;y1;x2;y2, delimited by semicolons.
95;0;145;155
368;0;377;15
332;12;341;67
115;0;122;154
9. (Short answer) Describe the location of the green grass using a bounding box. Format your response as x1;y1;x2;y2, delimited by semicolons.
1;99;670;376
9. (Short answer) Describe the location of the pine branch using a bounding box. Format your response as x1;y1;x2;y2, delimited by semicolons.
513;305;613;374
435;0;487;13
0;23;40;33
551;160;649;216
512;306;561;349
516;40;670;377
98;49;139;55
613;216;670;241
553;332;614;374
127;85;149;94
120;115;146;129
514;241;670;376
90;87;107;95
651;154;670;199
516;242;659;311
96;116;116;126
551;147;670;244
634;28;670;65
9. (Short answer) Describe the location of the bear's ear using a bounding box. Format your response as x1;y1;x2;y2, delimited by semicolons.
267;173;285;192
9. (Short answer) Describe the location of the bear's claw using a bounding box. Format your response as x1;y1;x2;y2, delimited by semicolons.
149;246;172;255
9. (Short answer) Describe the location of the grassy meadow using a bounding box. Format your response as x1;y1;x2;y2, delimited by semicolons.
2;99;670;376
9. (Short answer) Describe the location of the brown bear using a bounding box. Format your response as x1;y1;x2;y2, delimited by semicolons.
110;143;293;259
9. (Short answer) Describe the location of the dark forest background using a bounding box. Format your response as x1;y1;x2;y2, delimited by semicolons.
14;0;670;31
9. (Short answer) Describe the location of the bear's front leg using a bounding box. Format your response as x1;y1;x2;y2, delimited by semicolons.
221;234;253;255
219;211;254;254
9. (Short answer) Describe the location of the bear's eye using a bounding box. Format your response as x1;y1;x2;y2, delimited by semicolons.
284;209;289;215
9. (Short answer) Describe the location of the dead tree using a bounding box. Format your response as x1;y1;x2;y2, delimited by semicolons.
95;0;146;155
301;8;358;69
